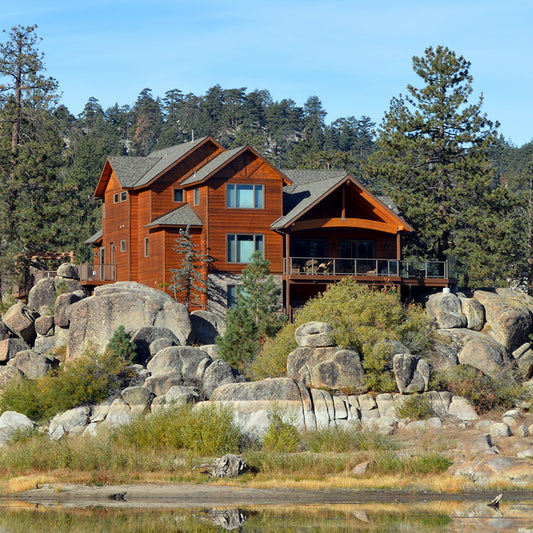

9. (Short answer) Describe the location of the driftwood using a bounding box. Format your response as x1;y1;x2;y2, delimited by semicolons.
192;454;248;478
194;508;248;530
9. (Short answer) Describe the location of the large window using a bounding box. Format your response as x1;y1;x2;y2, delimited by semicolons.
339;239;375;258
173;188;184;202
292;238;328;258
227;234;264;263
227;184;264;209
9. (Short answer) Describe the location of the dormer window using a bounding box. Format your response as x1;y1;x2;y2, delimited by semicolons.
227;184;264;209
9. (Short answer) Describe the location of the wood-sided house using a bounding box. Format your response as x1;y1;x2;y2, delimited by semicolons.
84;136;456;315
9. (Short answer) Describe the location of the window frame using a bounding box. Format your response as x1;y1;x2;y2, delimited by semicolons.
193;188;200;205
113;193;119;204
226;184;264;209
227;284;238;308
173;188;184;203
120;191;127;202
227;234;264;263
120;239;127;252
144;237;149;257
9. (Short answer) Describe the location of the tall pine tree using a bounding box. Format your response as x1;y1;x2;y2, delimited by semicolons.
367;46;510;287
0;25;73;295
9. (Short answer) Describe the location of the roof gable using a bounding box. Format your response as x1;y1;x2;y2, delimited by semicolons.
94;136;219;197
272;169;411;233
145;203;203;228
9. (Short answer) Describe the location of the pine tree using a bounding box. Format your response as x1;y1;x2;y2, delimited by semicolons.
0;25;73;294
367;45;509;286
216;251;285;371
168;225;211;310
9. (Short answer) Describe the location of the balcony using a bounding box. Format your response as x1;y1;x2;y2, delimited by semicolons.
285;257;454;282
78;263;117;284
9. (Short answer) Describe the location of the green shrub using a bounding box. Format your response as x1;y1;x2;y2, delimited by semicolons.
259;280;432;392
433;364;522;414
106;325;138;363
115;403;242;456
395;394;434;420
261;409;301;452
0;346;133;422
248;323;297;380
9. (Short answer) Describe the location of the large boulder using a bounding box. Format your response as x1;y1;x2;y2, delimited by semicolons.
459;297;485;331
295;322;335;348
146;346;212;380
432;328;512;378
34;315;55;337
67;282;191;359
0;411;34;446
129;326;180;365
0;321;11;341
48;406;91;440
512;343;533;380
2;302;39;345
56;263;79;280
7;350;58;379
473;289;533;351
426;292;467;329
202;358;240;399
452;455;533;486
393;354;429;394
0;338;30;363
27;277;56;314
286;346;364;392
211;377;301;402
54;292;83;328
190;310;226;344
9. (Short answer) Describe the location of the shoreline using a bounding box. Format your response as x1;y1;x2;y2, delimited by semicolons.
6;482;533;509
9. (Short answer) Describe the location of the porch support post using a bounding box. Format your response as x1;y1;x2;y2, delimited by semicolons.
396;232;401;260
284;232;291;316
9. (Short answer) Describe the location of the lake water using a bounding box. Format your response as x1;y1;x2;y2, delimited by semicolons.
0;498;532;532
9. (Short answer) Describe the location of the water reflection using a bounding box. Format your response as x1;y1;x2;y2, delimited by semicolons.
0;499;532;531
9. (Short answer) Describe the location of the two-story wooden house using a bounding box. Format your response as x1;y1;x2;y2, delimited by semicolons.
85;136;456;315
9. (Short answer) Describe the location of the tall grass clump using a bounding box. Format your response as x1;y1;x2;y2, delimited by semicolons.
114;403;242;456
304;426;396;453
255;280;432;392
261;408;301;452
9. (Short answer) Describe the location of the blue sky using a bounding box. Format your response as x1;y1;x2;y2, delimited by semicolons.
2;0;532;146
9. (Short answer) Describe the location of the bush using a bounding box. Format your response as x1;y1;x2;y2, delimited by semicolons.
258;280;432;391
106;325;138;363
248;323;297;380
0;345;133;421
395;394;434;420
433;364;523;414
115;403;242;456
261;408;301;452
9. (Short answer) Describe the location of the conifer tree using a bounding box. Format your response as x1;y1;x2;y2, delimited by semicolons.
216;251;285;372
168;225;211;309
367;45;509;286
0;25;73;294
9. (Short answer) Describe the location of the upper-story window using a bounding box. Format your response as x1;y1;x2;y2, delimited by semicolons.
173;188;184;202
113;193;119;204
227;184;264;209
194;188;200;205
120;191;127;202
227;234;264;263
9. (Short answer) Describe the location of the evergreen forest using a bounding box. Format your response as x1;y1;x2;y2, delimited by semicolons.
1;26;533;294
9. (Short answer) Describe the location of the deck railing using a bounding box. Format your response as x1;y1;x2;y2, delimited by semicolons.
78;263;117;283
286;257;451;279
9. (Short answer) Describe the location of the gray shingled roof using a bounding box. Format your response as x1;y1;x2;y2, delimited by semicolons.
109;137;209;188
272;169;406;230
145;203;203;228
84;229;103;245
271;170;348;229
180;146;244;186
